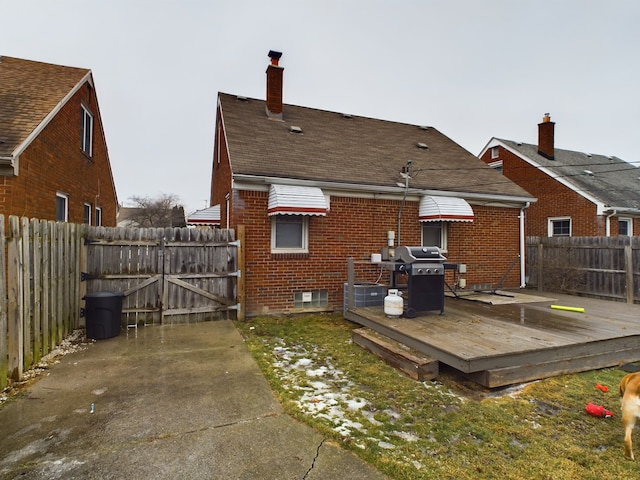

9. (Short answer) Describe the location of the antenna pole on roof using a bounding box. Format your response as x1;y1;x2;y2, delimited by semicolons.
397;160;412;247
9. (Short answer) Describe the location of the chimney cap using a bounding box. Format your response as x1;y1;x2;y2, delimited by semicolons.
268;50;282;60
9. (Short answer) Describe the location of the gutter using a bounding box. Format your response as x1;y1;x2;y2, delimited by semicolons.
605;209;617;237
519;202;530;288
232;174;537;205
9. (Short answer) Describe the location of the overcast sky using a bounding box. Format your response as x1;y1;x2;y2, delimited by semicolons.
3;1;639;215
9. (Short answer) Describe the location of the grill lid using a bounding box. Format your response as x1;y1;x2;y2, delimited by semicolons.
394;246;446;263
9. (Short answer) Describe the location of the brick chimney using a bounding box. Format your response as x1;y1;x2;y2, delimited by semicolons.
537;113;555;160
265;50;283;120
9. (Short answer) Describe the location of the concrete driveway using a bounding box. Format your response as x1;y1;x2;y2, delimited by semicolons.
0;321;390;480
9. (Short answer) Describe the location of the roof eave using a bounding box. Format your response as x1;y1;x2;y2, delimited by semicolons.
488;139;606;210
232;173;536;206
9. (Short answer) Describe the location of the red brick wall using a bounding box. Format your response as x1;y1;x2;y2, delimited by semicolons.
480;146;607;237
230;189;523;315
0;82;118;226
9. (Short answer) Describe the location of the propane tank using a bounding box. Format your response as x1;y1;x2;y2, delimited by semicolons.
384;289;403;318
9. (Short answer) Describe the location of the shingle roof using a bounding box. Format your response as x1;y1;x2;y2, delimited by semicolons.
498;139;640;211
219;93;532;200
0;56;90;158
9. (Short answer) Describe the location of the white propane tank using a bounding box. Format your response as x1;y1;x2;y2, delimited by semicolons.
384;289;403;318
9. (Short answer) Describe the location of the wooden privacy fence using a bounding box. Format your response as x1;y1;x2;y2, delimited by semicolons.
526;236;640;304
0;215;240;388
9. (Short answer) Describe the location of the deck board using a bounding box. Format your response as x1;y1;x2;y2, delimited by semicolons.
344;291;640;387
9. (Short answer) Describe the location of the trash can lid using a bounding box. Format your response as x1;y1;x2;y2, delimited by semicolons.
84;291;124;298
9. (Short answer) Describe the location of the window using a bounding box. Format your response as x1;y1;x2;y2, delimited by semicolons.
422;221;447;251
95;207;103;227
56;193;68;222
84;203;92;224
548;217;571;237
619;218;632;236
490;146;499;159
271;215;308;252
81;105;93;156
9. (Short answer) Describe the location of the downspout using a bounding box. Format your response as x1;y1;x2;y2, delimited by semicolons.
605;209;617;237
519;202;530;288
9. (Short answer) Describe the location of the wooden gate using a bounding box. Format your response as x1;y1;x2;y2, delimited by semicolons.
83;227;239;325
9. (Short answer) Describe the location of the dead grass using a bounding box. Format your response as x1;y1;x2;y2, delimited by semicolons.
235;313;639;480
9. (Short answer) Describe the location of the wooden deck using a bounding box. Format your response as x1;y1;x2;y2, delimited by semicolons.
344;291;640;388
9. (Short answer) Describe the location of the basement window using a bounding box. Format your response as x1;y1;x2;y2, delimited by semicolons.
294;290;328;308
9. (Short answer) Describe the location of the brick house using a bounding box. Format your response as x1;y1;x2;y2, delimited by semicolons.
210;51;535;316
0;56;118;226
479;114;640;237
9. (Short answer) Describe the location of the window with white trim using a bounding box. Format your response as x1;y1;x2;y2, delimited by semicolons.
271;215;309;253
95;207;103;226
422;221;448;251
490;146;499;159
81;105;93;156
619;217;632;236
56;193;68;222
83;203;92;224
548;217;571;237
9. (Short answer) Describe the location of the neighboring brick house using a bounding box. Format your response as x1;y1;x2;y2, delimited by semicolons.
0;56;118;226
210;51;535;316
479;114;640;237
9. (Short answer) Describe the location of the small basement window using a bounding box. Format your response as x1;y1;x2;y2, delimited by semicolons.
294;290;328;308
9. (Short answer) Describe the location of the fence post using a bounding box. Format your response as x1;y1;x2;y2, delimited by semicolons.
0;215;7;388
7;216;24;381
625;242;634;304
537;243;544;292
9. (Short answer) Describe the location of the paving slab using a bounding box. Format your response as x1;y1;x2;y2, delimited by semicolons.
0;321;390;480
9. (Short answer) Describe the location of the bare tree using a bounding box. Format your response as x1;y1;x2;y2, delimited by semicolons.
125;193;186;228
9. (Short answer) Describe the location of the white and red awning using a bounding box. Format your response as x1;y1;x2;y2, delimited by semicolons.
419;196;474;222
268;184;328;216
186;205;221;226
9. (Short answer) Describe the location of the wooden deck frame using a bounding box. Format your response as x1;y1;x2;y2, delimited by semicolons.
344;293;640;388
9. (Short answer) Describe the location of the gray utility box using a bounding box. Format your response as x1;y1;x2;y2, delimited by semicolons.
343;283;387;313
84;291;124;340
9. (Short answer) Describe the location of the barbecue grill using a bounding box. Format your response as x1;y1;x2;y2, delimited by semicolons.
393;246;446;317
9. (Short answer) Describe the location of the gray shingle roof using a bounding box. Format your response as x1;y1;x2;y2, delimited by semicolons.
219;93;532;200
0;56;90;158
499;139;640;211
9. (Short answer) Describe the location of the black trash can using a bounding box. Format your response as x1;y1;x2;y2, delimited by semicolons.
84;291;124;340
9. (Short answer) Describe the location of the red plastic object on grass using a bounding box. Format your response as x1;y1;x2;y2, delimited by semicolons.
586;402;613;418
595;383;609;392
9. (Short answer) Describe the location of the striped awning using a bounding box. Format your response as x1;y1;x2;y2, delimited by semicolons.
186;205;221;226
268;184;328;216
419;196;474;222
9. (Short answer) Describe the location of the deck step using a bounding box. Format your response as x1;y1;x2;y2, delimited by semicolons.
466;345;640;388
352;327;439;381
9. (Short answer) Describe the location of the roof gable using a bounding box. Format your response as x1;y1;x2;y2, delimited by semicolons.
0;56;91;160
218;93;532;200
489;138;640;212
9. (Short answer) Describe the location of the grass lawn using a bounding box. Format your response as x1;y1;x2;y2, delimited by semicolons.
235;312;639;480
